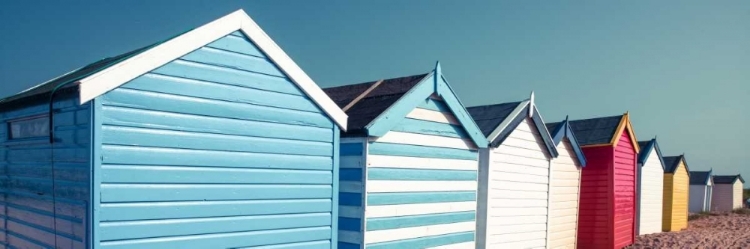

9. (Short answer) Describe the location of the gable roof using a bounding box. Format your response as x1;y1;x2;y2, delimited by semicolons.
323;74;427;133
637;138;666;169
466;93;558;157
323;63;488;148
713;175;745;184
690;170;713;185
0;9;348;130
568;112;640;153
663;155;690;175
546;117;587;167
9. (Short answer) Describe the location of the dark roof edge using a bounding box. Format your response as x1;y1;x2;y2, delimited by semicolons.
490;104;559;158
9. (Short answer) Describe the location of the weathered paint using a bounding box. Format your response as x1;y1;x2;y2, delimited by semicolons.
95;32;339;248
363;98;478;249
637;146;664;235
0;95;91;249
477;118;551;249
662;161;689;231
711;180;743;212
577;129;637;249
547;138;582;249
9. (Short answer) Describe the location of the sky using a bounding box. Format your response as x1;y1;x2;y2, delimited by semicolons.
1;1;748;185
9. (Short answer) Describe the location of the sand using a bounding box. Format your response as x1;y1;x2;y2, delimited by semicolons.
627;212;750;249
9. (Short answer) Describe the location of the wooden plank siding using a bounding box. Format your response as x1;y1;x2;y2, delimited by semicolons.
688;185;707;213
96;31;338;248
478;118;551;249
362;99;478;249
638;150;663;235
547;138;582;249
612;130;636;248
577;146;612;249
711;184;735;212
338;139;367;249
0;96;91;249
733;181;743;209
662;162;689;231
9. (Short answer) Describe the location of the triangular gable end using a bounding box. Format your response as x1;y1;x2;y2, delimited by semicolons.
76;9;348;130
485;100;559;158
638;139;666;170
680;156;691;177
610;112;640;153
365;63;488;148
549;119;587;167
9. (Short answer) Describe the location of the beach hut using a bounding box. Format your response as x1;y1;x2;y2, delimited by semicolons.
545;118;588;248
568;113;640;249
689;170;713;213
466;94;560;249
635;139;665;235
661;155;690;232
0;10;348;248
322;63;488;249
711;175;745;212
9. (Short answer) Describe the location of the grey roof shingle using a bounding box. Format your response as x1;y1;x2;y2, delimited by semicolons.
690;171;711;185
466;102;522;137
545;122;561;134
568;115;623;146
637;141;650;150
322;74;428;134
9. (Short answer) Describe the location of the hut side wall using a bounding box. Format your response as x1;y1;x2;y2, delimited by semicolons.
577;146;612;249
612;130;636;248
733;181;743;209
364;98;478;249
711;184;735;212
688;185;707;213
662;162;688;231
479;118;550;249
0;96;91;249
338;138;367;249
96;31;339;248
547;138;582;249
638;149;663;235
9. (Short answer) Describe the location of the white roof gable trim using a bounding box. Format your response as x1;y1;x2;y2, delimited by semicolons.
486;100;529;142
77;9;348;130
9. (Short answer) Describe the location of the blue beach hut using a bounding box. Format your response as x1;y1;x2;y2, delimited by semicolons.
323;63;488;249
0;10;347;249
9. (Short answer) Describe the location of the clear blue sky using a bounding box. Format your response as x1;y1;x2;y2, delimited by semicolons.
1;1;748;185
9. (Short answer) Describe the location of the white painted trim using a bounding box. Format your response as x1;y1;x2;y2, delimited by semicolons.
367;180;477;193
487;101;528;143
371;131;476;150
364;221;475;244
406;108;460;125
365;201;476;218
367;155;477;171
77;9;348;130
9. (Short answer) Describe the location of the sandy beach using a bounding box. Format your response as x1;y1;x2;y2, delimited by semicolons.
627;211;750;249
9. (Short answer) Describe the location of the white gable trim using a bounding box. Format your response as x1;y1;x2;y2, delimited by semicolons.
486;100;528;142
77;9;348;130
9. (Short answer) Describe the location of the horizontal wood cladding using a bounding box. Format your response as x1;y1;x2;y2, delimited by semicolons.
479;118;550;249
363;99;478;249
577;145;611;248
711;184;735;212
612;131;636;248
98;32;337;248
638;149;664;235
548;139;582;249
0;97;91;249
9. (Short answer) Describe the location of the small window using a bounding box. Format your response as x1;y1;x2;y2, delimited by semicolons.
8;115;50;140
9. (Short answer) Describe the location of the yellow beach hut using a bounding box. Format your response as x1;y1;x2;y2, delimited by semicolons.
661;155;690;232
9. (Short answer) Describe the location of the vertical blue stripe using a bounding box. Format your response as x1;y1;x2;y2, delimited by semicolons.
341;143;363;156
340;193;363;206
332;126;340;249
340;169;363;181
338;217;362;232
91;98;102;249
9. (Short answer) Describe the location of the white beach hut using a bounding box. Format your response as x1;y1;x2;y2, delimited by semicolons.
635;138;666;235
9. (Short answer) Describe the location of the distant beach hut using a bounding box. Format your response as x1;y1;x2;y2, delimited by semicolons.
635;138;666;235
466;94;559;249
711;174;746;212
689;170;713;213
323;63;488;249
468;93;557;248
568;113;639;249
661;155;691;231
545;117;588;248
0;10;349;248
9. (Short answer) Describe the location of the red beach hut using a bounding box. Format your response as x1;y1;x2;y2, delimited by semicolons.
568;113;640;249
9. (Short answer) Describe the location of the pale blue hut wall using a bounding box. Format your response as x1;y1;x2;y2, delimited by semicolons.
95;31;339;248
0;95;91;249
361;98;478;249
